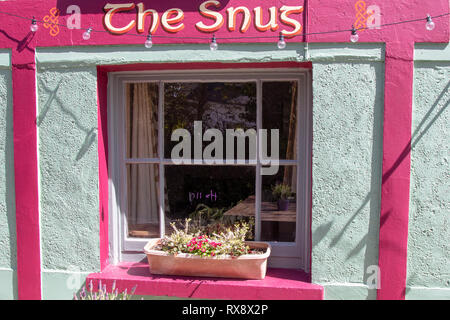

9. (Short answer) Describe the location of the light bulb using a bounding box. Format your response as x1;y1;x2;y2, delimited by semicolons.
426;15;435;31
350;26;359;43
210;35;218;51
30;17;38;32
277;33;286;49
145;34;153;48
83;28;92;40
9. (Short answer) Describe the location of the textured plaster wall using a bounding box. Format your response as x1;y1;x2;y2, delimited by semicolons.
311;60;384;300
407;48;450;299
35;43;384;299
0;51;17;299
37;66;100;298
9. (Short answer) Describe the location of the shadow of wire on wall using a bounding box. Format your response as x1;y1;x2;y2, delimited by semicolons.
36;78;97;161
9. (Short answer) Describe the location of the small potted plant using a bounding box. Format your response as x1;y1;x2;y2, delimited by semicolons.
272;183;293;211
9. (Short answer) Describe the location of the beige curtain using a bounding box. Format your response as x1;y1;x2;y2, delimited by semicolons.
127;83;160;225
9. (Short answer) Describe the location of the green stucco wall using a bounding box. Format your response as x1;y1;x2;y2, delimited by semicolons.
310;58;384;300
0;43;434;300
36;66;100;299
35;43;311;299
0;50;17;300
406;44;450;300
34;43;386;300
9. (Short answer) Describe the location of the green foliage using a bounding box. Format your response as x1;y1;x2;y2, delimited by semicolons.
189;203;226;223
159;218;260;258
188;202;254;240
272;183;293;200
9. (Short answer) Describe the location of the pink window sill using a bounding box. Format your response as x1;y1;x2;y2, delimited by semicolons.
86;262;324;300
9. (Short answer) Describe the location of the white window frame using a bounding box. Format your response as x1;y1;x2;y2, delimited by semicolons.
108;68;312;272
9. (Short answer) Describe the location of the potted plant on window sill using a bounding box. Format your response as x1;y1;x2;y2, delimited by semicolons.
144;219;271;280
272;183;293;211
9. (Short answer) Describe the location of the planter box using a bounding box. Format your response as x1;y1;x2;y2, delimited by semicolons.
144;239;271;280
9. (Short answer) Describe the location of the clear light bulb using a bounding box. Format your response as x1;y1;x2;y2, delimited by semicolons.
30;17;38;32
145;34;153;48
426;15;435;31
350;26;359;43
210;35;218;51
277;33;286;49
83;28;92;40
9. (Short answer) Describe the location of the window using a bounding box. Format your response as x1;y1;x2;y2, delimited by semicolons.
108;69;312;270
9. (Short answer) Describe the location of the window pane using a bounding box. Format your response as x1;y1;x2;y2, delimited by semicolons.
126;83;159;159
262;81;298;160
165;165;256;239
164;83;257;161
261;165;297;242
127;164;161;238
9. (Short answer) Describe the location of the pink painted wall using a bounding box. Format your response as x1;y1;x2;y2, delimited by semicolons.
0;0;447;49
0;0;448;300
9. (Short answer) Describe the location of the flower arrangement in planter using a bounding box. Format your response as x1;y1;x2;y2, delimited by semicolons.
272;183;293;211
144;219;271;280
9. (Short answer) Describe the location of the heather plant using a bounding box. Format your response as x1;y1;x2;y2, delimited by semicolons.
74;280;137;300
159;218;262;258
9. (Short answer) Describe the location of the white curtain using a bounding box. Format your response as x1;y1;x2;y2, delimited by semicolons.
127;83;160;225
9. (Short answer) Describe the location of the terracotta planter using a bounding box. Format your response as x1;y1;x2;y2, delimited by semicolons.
144;239;271;280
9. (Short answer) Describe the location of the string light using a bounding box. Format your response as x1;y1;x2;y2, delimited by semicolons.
0;10;447;47
350;25;359;43
82;27;92;40
277;33;286;49
210;35;218;51
30;16;38;32
145;34;153;49
426;14;435;30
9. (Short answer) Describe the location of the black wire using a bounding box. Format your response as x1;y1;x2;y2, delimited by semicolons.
0;9;448;41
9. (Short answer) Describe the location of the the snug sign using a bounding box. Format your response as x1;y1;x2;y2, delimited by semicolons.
103;1;303;37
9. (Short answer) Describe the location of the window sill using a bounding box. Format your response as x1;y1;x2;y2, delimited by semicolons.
87;262;323;300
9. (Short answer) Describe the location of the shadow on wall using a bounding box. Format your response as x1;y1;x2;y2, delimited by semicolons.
36;78;97;161
0;29;35;54
401;80;449;298
312;62;384;300
313;77;449;300
382;81;449;182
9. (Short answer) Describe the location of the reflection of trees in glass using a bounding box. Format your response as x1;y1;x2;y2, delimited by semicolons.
164;83;256;158
263;81;297;160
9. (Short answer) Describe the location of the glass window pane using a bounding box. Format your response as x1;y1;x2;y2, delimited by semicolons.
126;83;159;159
127;164;161;238
165;165;256;239
261;165;297;242
164;82;257;161
262;81;298;160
